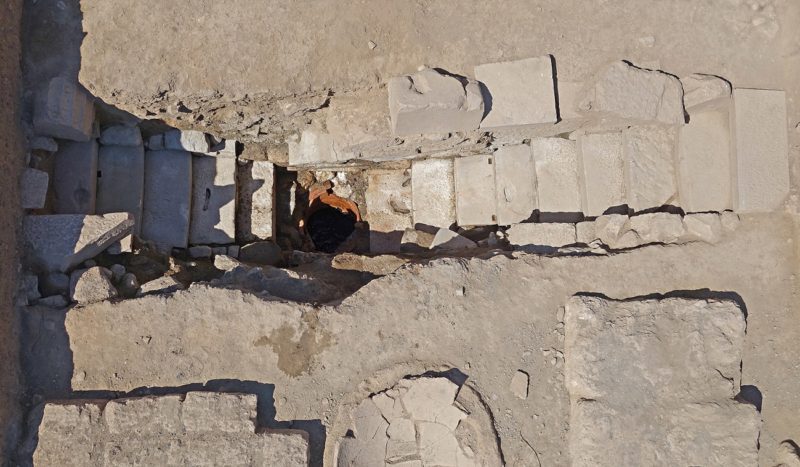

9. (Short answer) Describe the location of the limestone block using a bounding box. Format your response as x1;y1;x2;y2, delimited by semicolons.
623;126;678;211
494;144;537;225
388;68;483;136
288;128;338;166
531;138;581;214
454;154;496;226
418;421;460;466
104;395;182;435
506;222;577;248
366;170;413;253
411;158;456;229
575;221;597;244
182;392;256;433
681;74;731;112
253;432;309;467
214;255;240;271
731;89;789;212
141;150;192;249
557;81;585;120
97;145;145;234
578;61;685;125
239;241;282;266
326;89;392;159
475;56;557;129
628;213;684;244
100;125;142;147
33;404;102;466
22;213;134;272
164;129;210;153
33;77;95;142
429;228;477;250
237;160;275;242
20;168;49;209
207;139;237;157
54;140;99;214
189;155;236;244
681;213;723;244
69;267;118;304
578;132;625;216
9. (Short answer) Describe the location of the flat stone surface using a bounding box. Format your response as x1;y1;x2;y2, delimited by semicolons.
141;150;192;250
96;145;145;234
189;155;236;245
53;140;99;214
164;129;210;153
731;88;789;212
182;392;256;433
389;68;483;136
138;276;184;296
494;144;537;225
366;170;413;253
476;56;557;129
99;125;142;147
429;228;477;250
288;128;339;167
411;158;456;229
531;138;581;214
623;126;678;211
507;222;577;248
33;77;95;142
454;154;497;226
682;213;723;244
237;160;275;242
69;266;117;304
681;73;731;112
678;104;732;213
31;136;58;152
20;168;49;210
628;212;685;244
578;132;625;217
239;241;282;266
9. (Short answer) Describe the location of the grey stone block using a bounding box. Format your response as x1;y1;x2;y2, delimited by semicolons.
236;160;275;242
33;77;95;142
141;150;192;249
97;145;145;234
20;168;49;209
164;129;210;153
411;158;456;229
146;134;164;150
189;155;236;244
454;154;496;226
100;125;143;147
494;144;536;225
189;245;213;258
53;140;99;214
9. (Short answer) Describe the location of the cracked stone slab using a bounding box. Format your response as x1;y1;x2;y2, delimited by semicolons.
623;125;678;212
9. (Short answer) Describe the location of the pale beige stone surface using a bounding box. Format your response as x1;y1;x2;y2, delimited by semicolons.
189;155;236;245
494;144;537;225
623;126;679;211
411;158;456;229
506;222;577;248
578;132;625;216
531;138;581;214
366;170;413;253
454;154;497;226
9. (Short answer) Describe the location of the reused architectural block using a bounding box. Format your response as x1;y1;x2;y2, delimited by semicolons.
411;158;456;229
141;150;192;249
731;89;789;212
476;56;557;129
623;126;678;211
678;104;732;212
237;160;276;242
366;170;413;253
454;154;496;226
388;68;484;136
494;144;537;225
33;77;95;142
531;138;581;214
97;145;145;233
20;168;49;210
578;132;625;217
190;155;236;244
53;140;99;214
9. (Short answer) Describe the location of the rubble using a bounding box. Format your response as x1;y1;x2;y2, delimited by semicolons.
141;150;192;250
214;255;240;271
20;168;48;210
411;158;456;229
99;124;142;147
494;144;537;225
454;154;496;226
33;77;95;142
96;144;145;232
189;155;236;244
53;140;98;214
69;267;118;304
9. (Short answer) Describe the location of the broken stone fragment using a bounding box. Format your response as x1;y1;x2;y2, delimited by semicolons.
239;241;282;266
628;213;684;244
99;124;143;147
506;222;577;248
164;129;210;153
681;213;723;244
400;228;435;253
69;267;118;304
20;168;49;210
137;276;184;296
106;235;132;255
189;245;213;258
429;228;478;250
680;74;731;112
214;255;240;271
33;77;95;142
388;67;484;136
510;370;529;399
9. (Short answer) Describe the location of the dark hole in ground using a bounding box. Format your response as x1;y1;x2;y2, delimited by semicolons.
307;206;356;253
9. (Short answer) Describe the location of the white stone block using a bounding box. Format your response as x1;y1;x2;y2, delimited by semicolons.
237;160;275;242
731;89;789;212
388;68;483;136
623;126;678;211
476;56;557;129
681;213;723;244
411;158;456;229
454;154;496;226
506;222;577;248
97;145;145;234
100;125;143;147
494;144;536;225
142;150;192;249
578;132;625;217
366;170;412;253
207;139;237;157
164;129;210;153
53;140;99;214
190;155;236;245
20;168;49;210
531;138;581;214
33;77;95;142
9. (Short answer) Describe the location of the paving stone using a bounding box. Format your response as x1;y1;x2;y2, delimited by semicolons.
557;81;585;120
182;392;256;433
53;140;99;214
189;245;213;258
531;138;581;214
137;276;184;296
33;77;95;142
117;273;140;297
628;213;684;244
731;88;789;212
494;144;537;225
417;421;460;466
31;136;58;152
372;392;407;421
578;61;684;125
22;213;134;273
69;267;118;304
506;222;577;248
366;170;413;253
475;56;557;129
190;155;236;244
236;160;275;242
411;158;456;229
454;154;496;226
96;145;145;234
578;132;625;216
681;74;731;112
388;68;484;136
20;168;49;209
429;228;477;250
623;126;678;211
681;213;723;244
510;370;529;399
164;129;210;153
141;150;192;249
100;125;142;147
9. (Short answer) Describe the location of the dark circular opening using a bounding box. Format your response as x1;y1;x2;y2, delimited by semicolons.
307;206;356;253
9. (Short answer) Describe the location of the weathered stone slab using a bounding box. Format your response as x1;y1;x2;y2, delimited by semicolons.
506;222;577;248
454;154;496;226
681;213;723;244
237;160;275;242
476;56;557;129
623;126;678;211
141;150;192;249
97;145;145;234
20;168;49;209
388;68;483;136
53;140;99;214
411;158;455;229
494;144;536;225
182;392;256;433
531;138;581;214
22;213;134;273
578;132;625;217
366;170;413;253
164;129;210;153
628;212;684;244
731;89;789;212
33;77;95;142
100;125;142;147
189;155;236;245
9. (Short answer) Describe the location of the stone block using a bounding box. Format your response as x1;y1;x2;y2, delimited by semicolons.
510;370;529;399
366;170;413;253
239;241;282;266
236;160;275;242
578;61;684;125
454;154;496;226
33;77;95;142
475;56;557;129
429;228;477;250
138;276;184;296
388;68;483;136
506;222;577;248
731;89;789;212
100;125;142;147
623;126;678;211
190;155;236;244
20;168;49;209
411;158;456;229
531;138;581;214
628;212;684;244
494;144;537;225
575;221;597;244
557;81;585;120
681;213;723;244
189;245;213;258
23;213;134;273
207;139;237;157
146;134;164;150
69;267;118;304
288;128;338;166
31;136;58;152
578;132;625;216
681;74;731;112
53;140;99;214
104;395;182;435
97;145;145;234
141;150;192;249
164;129;210;153
181;392;257;433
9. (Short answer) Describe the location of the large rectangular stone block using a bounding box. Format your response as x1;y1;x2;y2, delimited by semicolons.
33;77;95;142
494;144;536;225
236;160;275;242
623;126;678;212
454;154;496;226
20;168;49;210
54;140;99;214
189;155;236;245
731;89;789;212
141;150;192;249
181;392;256;433
97;145;145;234
104;395;182;435
411;158;456;229
578;132;625;217
531;138;581;214
366;170;413;253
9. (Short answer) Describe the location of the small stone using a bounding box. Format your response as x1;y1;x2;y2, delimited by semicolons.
31;136;58;152
510;370;529;399
214;255;241;271
69;267;118;304
100;125;143;147
681;213;723;244
35;295;69;308
137;276;183;296
239;241;282;266
163;129;210;153
117;273;140;297
20;168;49;210
188;245;213;258
681;74;731;112
367;40;377;50
429;228;477;250
109;264;126;281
